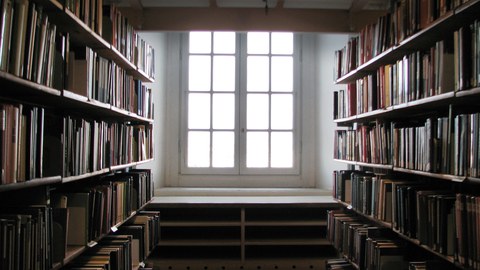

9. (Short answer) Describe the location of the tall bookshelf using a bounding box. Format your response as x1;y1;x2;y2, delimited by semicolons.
331;0;480;269
0;0;158;268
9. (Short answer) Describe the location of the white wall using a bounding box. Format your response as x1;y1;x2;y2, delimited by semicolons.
315;34;349;190
136;32;167;192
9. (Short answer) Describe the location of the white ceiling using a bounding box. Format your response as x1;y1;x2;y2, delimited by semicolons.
136;0;390;10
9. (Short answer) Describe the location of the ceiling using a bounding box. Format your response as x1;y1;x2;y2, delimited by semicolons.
118;0;391;33
132;0;390;10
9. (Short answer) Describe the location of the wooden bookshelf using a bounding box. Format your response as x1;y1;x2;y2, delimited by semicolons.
332;1;480;269
0;0;157;268
148;197;340;262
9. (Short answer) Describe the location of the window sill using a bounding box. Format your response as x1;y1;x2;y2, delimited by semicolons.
154;187;332;197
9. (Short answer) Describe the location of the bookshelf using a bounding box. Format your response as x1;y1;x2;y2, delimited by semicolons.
0;0;157;268
145;197;339;265
331;0;480;269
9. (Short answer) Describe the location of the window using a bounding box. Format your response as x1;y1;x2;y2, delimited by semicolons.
181;31;299;175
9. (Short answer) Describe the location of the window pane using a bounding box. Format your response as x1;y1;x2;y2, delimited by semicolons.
214;32;236;54
271;33;293;54
213;93;235;129
213;56;235;92
271;56;293;92
247;132;268;168
212;131;235;167
188;93;211;129
188;131;210;167
247;32;269;54
247;94;269;130
189;32;211;53
247;56;269;92
271;94;293;129
271;132;293;168
189;55;211;91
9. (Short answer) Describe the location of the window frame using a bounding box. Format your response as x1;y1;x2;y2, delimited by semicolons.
180;32;301;176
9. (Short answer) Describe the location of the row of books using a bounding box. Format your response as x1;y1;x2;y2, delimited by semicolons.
334;110;480;177
68;46;154;118
107;121;153;168
0;169;154;270
393;112;480;177
334;38;455;119
0;205;53;270
326;258;445;270
65;0;103;35
63;115;153;177
0;104;153;185
51;169;153;261
0;0;155;92
67;207;160;270
454;20;480;92
0;0;67;89
0;104;63;185
102;4;155;79
65;1;155;79
333;0;469;81
334;122;391;165
333;169;480;269
327;210;407;270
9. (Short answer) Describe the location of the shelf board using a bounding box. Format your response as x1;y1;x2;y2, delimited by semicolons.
0;176;62;192
63;245;87;266
336;200;393;229
333;159;393;170
62;168;110;183
244;238;330;246
455;87;480;98
356;161;393;169
393;229;456;265
245;220;327;227
62;90;152;123
161;221;242;227
111;162;138;171
136;158;154;166
159;239;242;247
466;176;480;184
333;159;358;166
334;115;358;125
393;167;466;182
0;71;62;105
336;92;456;124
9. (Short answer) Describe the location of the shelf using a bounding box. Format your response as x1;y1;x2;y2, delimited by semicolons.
159;240;242;247
62;90;153;124
161;221;242;227
0;71;62;104
244;239;330;246
150;203;336;261
333;159;393;170
136;158;154;166
337;199;460;267
336;1;480;85
0;176;62;192
38;0;153;83
393;229;457;265
335;200;393;229
245;220;327;227
334;92;456;124
62;168;110;183
393;167;466;182
57;200;151;268
111;162;139;171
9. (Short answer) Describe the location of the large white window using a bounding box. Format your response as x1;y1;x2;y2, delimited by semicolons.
181;31;300;175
